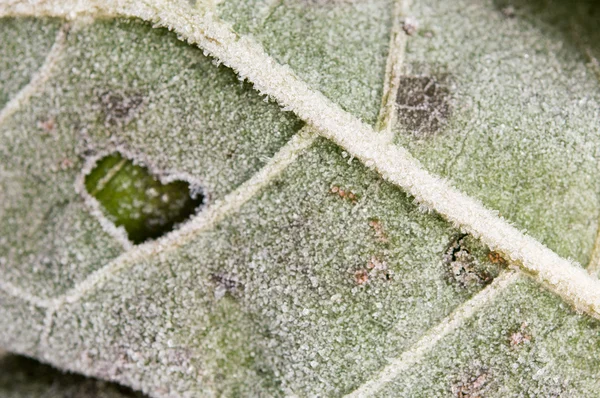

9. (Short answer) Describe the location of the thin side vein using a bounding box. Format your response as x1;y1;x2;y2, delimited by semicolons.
0;21;69;129
345;271;520;397
2;0;600;321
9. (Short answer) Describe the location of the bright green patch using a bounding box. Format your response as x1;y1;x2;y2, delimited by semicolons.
85;153;204;244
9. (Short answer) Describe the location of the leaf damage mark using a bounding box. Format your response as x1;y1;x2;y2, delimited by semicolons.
330;185;358;203
443;235;497;289
211;273;244;299
36;116;56;134
84;152;205;244
508;321;532;348
96;89;145;128
487;251;506;266
396;73;451;138
353;256;392;286
354;269;369;285
402;17;419;36
368;218;389;243
451;367;492;398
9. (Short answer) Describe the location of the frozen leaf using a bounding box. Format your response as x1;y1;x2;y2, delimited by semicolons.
1;0;600;397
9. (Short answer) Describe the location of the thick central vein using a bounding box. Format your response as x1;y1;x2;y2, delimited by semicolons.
2;0;600;319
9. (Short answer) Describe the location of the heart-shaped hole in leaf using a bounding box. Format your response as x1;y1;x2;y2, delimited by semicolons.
85;153;204;244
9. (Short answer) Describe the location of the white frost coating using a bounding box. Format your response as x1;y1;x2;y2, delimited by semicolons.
587;228;600;277
51;129;315;309
375;0;411;136
0;280;50;308
11;127;315;349
0;22;71;310
3;0;600;317
0;20;68;127
0;120;314;308
345;271;520;398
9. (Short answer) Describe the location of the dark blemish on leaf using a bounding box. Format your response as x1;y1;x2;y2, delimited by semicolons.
396;74;451;138
85;152;204;244
487;250;507;266
37;116;56;134
402;17;419;36
368;256;393;281
451;368;492;398
354;269;369;285
97;90;144;128
368;218;389;243
58;158;74;171
443;235;493;288
330;185;358;203
509;322;532;348
211;273;244;299
353;256;392;285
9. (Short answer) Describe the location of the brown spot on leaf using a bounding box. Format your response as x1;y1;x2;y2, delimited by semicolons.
368;219;389;243
37;117;56;134
330;185;358;203
97;90;144;128
396;74;451;138
452;368;491;398
402;17;419;36
353;256;392;285
211;273;243;299
59;158;74;170
354;269;369;285
487;251;506;265
444;236;493;288
509;322;532;348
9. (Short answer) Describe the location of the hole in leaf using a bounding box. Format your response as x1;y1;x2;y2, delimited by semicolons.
443;234;498;289
85;153;204;244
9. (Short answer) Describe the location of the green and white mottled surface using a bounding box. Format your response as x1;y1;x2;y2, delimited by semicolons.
1;0;600;396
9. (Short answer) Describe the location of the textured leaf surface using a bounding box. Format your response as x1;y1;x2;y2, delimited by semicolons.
1;0;600;397
393;0;600;266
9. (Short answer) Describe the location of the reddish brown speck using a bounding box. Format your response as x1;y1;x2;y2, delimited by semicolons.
38;117;55;134
509;322;531;347
487;251;506;265
354;270;369;285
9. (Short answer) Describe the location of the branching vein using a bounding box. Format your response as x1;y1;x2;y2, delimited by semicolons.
345;271;520;397
375;0;412;137
2;0;600;322
3;128;316;312
0;20;69;128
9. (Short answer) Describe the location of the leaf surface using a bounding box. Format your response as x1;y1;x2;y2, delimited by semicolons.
1;0;600;397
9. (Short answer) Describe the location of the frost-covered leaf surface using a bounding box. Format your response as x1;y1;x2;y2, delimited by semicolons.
393;0;600;266
375;277;600;397
1;0;600;397
0;17;302;299
0;17;59;108
46;139;505;396
216;0;394;124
